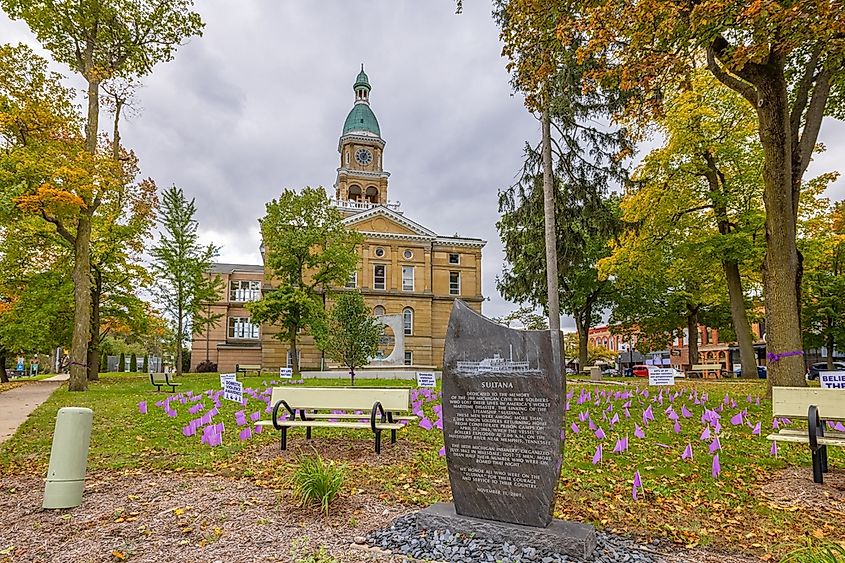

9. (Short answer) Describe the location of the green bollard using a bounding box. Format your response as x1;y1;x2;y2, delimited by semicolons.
42;407;93;509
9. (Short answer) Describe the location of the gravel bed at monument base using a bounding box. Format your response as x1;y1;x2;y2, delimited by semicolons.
366;513;662;563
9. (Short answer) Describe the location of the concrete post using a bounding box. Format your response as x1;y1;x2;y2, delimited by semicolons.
42;407;93;509
589;365;602;382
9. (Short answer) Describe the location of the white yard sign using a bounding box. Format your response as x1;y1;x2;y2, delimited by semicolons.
279;367;293;379
219;373;236;387
223;379;243;403
416;371;436;388
648;367;676;386
820;371;845;390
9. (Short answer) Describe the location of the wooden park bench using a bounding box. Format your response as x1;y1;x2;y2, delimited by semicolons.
149;372;181;393
235;363;262;375
257;387;417;454
766;387;845;484
687;364;724;379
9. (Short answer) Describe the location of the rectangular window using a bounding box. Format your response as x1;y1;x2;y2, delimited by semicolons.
449;271;460;295
228;317;259;339
346;271;357;289
448;253;460;264
286;350;302;368
374;265;386;290
404;351;413;366
230;280;261;302
402;266;414;291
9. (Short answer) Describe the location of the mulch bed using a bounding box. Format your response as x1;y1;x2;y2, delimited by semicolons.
0;472;407;563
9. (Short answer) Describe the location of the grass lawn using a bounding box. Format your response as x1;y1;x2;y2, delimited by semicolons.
0;372;841;560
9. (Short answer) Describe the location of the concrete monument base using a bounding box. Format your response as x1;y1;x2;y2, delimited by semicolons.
417;503;596;559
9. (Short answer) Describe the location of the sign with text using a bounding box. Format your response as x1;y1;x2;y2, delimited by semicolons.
219;373;236;387
223;379;243;403
279;367;293;379
648;367;676;386
416;371;436;388
820;371;845;389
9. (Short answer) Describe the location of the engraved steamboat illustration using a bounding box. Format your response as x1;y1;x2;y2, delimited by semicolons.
454;345;542;376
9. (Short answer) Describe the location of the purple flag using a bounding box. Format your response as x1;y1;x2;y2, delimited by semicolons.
667;410;679;421
632;471;642;500
622;435;629;451
435;417;443;430
254;424;263;434
419;417;433;431
634;424;645;439
709;436;721;454
730;412;743;426
592;444;603;465
673;421;681;434
612;439;624;454
624;407;630;419
578;410;589;422
588;419;596;431
595;427;606;440
643;405;654;424
137;401;147;415
182;425;195;437
681;405;692;418
251;411;261;422
239;427;252;441
711;453;721;478
700;426;711;441
770;441;777;457
438;446;446;457
681;443;693;460
571;422;580;434
610;413;619;425
752;422;761;436
834;422;845;432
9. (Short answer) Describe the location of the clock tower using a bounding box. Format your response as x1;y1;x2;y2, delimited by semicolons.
335;66;390;207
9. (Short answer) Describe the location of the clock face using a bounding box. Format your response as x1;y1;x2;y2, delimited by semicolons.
355;148;373;165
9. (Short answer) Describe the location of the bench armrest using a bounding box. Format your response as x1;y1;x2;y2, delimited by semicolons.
272;399;296;430
808;404;824;450
370;401;386;433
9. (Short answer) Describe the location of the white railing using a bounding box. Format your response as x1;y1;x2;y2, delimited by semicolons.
329;198;401;212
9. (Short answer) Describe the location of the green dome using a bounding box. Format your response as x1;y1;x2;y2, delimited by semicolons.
342;102;381;136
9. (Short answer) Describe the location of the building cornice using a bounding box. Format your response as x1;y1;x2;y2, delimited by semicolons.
344;205;438;237
338;134;386;152
336;167;391;179
434;237;486;248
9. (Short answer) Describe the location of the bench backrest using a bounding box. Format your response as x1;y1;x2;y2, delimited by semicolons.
269;387;411;412
237;364;261;370
772;386;845;420
150;372;167;383
691;364;722;371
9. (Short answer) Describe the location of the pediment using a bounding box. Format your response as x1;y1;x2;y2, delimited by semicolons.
343;206;436;238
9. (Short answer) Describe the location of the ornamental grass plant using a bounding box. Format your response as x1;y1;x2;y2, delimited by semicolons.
290;452;345;516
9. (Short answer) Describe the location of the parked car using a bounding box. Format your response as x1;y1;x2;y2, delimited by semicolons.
632;365;649;378
732;365;769;379
806;362;845;381
601;367;618;376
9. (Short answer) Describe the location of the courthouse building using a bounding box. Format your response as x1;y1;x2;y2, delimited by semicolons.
191;68;486;373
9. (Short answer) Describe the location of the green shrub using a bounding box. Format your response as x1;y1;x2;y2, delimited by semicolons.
99;352;107;372
781;539;845;563
118;352;125;372
142;355;148;373
129;353;138;372
290;453;344;515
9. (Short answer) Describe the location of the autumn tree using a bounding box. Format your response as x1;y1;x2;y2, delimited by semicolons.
314;291;381;386
623;72;767;377
545;0;845;388
493;306;549;330
0;2;203;391
150;186;221;378
248;187;362;376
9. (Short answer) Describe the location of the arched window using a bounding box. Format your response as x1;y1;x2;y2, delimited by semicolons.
403;308;413;336
609;339;614;351
603;337;608;348
348;185;362;202
365;186;379;203
373;305;385;317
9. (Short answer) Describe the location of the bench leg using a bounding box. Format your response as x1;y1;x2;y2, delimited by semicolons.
812;449;824;484
375;431;382;455
821;445;829;473
281;427;288;451
391;429;397;444
306;427;312;440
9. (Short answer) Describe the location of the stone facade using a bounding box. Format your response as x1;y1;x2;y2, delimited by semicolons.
190;68;485;373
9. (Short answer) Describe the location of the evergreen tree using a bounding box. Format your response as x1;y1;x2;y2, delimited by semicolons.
129;353;137;372
99;352;107;372
118;352;125;372
141;354;149;373
150;186;222;377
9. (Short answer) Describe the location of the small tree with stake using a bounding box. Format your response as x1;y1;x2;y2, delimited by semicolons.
315;292;381;386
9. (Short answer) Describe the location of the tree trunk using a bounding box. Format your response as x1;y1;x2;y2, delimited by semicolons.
0;348;8;384
69;214;92;392
85;77;100;153
757;77;806;390
687;309;699;368
176;307;183;377
541;109;563;391
574;317;589;373
350;367;355;386
291;334;300;377
723;260;758;378
826;330;834;369
87;274;101;381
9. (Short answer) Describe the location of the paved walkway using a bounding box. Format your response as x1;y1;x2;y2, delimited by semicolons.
0;374;67;444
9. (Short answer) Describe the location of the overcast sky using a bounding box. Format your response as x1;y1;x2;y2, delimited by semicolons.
2;2;844;331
